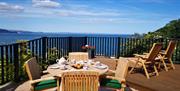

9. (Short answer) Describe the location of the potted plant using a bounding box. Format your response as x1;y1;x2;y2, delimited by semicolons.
82;45;95;59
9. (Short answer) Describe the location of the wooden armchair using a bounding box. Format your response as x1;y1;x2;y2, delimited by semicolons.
129;43;163;79
100;57;129;91
159;40;177;71
24;57;57;91
59;71;99;91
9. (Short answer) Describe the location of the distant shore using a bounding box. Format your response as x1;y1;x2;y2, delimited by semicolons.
0;33;132;45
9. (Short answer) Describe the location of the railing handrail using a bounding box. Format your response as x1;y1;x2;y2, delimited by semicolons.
0;36;180;85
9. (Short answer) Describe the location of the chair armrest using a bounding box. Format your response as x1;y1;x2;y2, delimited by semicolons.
143;53;149;55
134;54;148;60
101;70;115;77
133;54;139;56
134;54;145;57
108;69;116;73
30;76;56;85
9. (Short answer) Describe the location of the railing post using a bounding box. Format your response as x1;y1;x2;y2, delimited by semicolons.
84;36;87;45
1;46;5;84
69;37;72;52
82;37;88;52
13;43;19;82
117;37;121;58
42;37;47;62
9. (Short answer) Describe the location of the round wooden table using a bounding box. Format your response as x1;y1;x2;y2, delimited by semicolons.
47;63;109;77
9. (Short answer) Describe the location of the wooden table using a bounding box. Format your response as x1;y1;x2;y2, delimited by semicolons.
47;63;109;77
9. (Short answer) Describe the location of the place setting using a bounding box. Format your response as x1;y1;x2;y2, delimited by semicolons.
93;61;108;70
48;57;68;70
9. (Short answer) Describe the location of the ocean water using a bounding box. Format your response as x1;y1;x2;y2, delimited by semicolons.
0;33;131;45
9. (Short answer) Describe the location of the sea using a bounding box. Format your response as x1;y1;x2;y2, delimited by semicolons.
0;33;131;45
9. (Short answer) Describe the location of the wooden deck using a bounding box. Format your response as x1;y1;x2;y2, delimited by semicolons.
95;56;180;91
1;56;180;91
127;64;180;91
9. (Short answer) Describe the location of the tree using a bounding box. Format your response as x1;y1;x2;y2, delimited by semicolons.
144;19;180;38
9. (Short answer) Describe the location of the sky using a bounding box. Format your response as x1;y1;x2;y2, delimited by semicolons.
0;0;180;34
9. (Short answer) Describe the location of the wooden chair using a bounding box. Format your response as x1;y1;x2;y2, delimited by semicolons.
159;40;177;71
24;57;57;91
129;43;163;79
68;52;88;61
58;71;99;91
100;57;129;91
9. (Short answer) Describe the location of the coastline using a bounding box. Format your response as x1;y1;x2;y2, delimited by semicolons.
0;33;132;45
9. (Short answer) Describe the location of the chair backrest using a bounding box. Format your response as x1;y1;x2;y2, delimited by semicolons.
165;40;177;58
115;57;129;79
24;57;42;80
147;43;163;62
69;52;88;61
61;71;99;91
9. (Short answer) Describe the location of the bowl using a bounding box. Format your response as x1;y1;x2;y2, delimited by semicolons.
72;64;83;69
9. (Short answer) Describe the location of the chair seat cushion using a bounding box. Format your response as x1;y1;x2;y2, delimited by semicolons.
34;79;57;91
100;78;121;89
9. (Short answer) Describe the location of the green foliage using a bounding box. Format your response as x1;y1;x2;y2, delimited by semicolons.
120;38;163;57
5;64;14;80
40;47;59;69
16;40;32;80
144;19;180;38
47;47;59;64
131;33;145;38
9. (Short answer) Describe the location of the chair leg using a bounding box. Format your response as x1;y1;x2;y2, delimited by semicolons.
161;58;168;71
169;58;175;70
142;63;150;79
129;61;138;74
157;62;161;70
57;78;60;91
154;65;159;76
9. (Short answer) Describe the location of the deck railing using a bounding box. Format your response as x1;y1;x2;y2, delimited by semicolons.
0;37;180;85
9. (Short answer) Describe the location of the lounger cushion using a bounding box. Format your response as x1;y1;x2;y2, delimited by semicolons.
100;78;121;89
34;79;57;91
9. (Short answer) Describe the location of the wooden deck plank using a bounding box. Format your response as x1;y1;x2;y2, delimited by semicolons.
95;56;180;91
126;64;180;91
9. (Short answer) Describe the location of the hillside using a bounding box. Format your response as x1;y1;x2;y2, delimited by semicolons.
0;28;33;33
0;28;17;33
144;19;180;38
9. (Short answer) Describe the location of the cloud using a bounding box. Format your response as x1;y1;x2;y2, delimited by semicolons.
0;2;24;13
32;0;60;8
55;9;122;17
78;18;161;24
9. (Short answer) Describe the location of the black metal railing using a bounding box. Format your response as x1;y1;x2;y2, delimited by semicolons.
0;37;180;85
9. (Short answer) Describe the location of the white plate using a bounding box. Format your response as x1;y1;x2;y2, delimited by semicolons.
49;66;59;69
94;65;107;69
